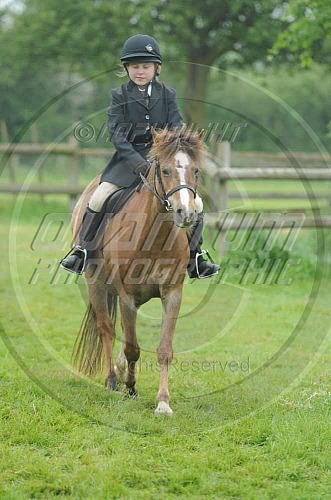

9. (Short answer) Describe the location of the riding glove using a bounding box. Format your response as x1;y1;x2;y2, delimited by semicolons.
134;161;150;176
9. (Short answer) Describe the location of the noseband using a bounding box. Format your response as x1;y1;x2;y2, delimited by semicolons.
139;157;196;212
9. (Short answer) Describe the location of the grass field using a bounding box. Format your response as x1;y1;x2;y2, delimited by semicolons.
0;188;330;498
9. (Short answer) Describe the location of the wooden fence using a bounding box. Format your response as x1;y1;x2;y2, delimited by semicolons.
0;139;109;210
1;139;330;252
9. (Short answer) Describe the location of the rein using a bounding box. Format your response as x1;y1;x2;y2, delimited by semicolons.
139;157;196;212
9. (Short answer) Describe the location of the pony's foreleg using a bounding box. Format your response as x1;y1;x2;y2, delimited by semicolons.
114;347;128;384
155;286;183;416
119;297;140;397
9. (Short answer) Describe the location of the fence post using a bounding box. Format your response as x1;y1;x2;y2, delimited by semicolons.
217;141;230;257
204;140;217;242
0;120;17;186
30;123;45;201
0;120;9;142
68;136;79;212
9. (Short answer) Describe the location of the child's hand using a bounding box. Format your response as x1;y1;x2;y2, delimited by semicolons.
134;161;150;176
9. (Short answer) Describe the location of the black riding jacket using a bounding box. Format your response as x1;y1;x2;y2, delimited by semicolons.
101;79;183;186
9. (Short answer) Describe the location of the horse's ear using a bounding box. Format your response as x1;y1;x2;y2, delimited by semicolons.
150;126;159;141
197;129;205;140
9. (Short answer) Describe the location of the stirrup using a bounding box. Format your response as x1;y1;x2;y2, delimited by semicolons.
60;246;88;275
195;249;219;279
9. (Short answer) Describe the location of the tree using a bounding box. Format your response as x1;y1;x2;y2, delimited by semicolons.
1;0;294;126
270;0;331;67
152;0;288;123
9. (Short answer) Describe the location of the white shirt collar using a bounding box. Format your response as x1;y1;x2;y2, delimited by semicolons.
138;82;152;96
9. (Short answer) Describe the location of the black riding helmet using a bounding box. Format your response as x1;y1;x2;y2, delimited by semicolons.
120;34;162;64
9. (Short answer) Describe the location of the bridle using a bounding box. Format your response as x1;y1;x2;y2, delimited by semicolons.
139;157;197;212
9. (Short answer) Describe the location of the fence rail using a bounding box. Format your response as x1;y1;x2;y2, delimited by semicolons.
0;143;112;156
1;141;330;241
230;150;330;168
205;165;331;180
0;184;83;195
206;213;331;230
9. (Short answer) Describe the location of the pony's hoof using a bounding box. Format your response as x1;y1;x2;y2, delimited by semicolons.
123;386;139;399
155;402;173;416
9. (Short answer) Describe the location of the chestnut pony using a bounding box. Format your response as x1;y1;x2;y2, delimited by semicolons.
72;128;204;415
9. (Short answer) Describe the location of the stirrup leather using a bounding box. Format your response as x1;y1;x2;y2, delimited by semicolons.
195;249;219;279
60;246;88;275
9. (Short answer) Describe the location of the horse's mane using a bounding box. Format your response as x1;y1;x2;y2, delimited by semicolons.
149;127;205;166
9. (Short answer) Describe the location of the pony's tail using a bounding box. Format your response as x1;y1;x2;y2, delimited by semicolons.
72;292;118;377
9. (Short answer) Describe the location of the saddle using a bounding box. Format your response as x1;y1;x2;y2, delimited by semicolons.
100;178;141;221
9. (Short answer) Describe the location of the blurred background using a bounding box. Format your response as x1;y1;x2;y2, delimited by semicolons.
0;0;330;149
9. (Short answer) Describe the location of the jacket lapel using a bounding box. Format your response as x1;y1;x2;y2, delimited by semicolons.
149;81;162;111
126;79;148;110
126;80;162;111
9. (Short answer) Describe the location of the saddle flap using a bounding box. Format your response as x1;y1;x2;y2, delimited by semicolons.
100;179;141;219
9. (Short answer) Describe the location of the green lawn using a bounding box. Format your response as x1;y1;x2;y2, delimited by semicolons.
0;194;330;498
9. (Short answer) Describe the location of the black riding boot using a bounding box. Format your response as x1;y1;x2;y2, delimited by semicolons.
60;206;105;274
187;211;220;279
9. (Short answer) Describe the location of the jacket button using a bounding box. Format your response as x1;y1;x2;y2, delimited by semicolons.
145;114;149;120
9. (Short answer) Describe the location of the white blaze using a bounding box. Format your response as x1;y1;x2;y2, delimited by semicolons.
174;151;190;210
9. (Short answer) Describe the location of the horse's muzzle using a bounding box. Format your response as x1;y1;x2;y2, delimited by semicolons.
174;208;196;228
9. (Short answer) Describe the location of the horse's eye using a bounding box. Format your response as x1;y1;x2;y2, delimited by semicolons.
194;168;199;177
162;168;170;176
